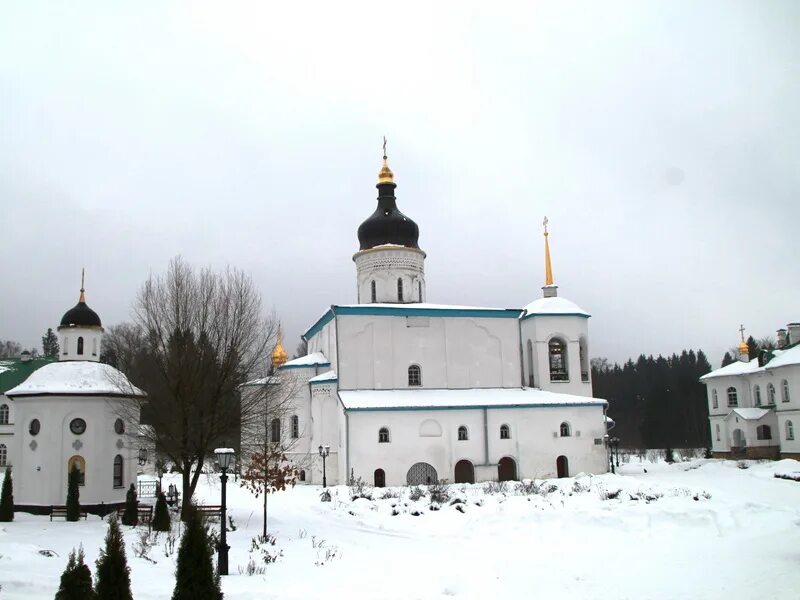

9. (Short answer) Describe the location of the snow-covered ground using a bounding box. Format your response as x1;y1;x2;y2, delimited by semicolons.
2;459;800;599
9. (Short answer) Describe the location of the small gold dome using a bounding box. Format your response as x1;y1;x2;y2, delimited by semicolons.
272;329;288;368
738;340;749;355
378;157;394;184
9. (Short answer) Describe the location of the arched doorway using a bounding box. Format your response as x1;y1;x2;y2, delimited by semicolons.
374;468;386;488
454;459;475;484
68;455;86;486
557;455;569;478
406;462;437;485
732;428;745;448
497;457;516;482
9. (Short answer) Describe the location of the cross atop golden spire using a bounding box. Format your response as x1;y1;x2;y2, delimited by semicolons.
738;324;749;355
378;136;394;184
79;268;86;303
543;217;554;286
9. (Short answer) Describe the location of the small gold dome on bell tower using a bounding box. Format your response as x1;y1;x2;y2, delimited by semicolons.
378;136;394;184
272;328;288;368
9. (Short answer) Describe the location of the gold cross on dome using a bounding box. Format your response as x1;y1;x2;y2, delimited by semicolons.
383;136;388;160
739;324;746;342
543;216;549;234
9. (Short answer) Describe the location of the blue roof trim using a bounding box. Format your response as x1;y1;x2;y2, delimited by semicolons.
303;307;336;341
334;305;523;319
521;312;590;321
342;401;607;412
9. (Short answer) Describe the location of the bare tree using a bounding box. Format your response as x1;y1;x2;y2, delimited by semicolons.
0;340;22;358
293;338;308;359
117;256;277;517
239;369;308;537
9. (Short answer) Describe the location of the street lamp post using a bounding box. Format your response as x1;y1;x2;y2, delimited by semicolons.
608;437;621;473
215;447;235;576
318;445;330;488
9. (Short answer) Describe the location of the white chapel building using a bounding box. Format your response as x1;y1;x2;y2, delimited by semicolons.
247;154;611;487
702;325;800;460
5;280;144;513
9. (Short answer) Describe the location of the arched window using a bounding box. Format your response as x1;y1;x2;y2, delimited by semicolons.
291;415;299;439
526;340;534;387
371;280;376;303
712;389;718;409
782;380;790;403
549;338;568;381
727;387;738;407
0;444;6;466
299;470;306;482
374;468;386;487
787;421;795;441
92;338;97;356
579;337;589;382
270;418;281;443
62;336;68;355
77;336;84;355
113;455;123;488
0;404;8;425
457;425;468;441
560;422;571;437
378;427;390;443
756;424;772;440
767;383;776;404
408;364;421;387
397;278;404;302
500;424;510;439
418;281;423;302
68;455;86;486
715;423;720;441
754;385;761;406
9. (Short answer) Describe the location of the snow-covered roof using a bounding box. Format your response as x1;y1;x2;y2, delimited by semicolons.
728;408;771;421
521;296;590;318
5;361;145;397
336;303;514;312
309;370;337;383
280;352;330;369
701;344;800;381
338;388;606;411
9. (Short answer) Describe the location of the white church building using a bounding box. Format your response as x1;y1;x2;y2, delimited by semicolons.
249;153;611;487
5;280;144;513
702;325;800;460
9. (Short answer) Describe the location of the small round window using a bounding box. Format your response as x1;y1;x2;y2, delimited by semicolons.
29;418;41;436
114;418;125;435
70;418;87;435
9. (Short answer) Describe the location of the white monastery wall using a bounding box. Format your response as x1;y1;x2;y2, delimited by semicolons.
336;315;522;391
353;246;426;304
520;314;591;396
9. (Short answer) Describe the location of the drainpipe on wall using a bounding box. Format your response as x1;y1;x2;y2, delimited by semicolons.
483;407;489;465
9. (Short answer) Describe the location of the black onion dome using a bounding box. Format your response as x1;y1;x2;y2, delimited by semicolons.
357;181;420;250
60;300;102;327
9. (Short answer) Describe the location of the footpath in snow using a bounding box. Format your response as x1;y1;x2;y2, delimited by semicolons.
1;459;800;599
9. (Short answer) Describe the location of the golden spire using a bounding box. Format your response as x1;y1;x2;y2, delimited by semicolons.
271;326;288;368
543;217;554;286
79;268;86;303
738;324;749;356
378;136;394;184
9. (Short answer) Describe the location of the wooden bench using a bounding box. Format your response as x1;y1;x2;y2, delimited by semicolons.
195;505;223;521
50;505;87;521
116;504;154;530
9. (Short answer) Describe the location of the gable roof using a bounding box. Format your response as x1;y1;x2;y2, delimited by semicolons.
701;344;800;381
727;408;771;421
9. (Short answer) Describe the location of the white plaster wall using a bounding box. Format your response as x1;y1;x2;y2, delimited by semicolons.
336;314;522;390
344;405;608;486
709;416;728;452
306;320;337;372
353;246;426;304
520;314;592;396
776;412;800;454
0;395;13;466
58;326;103;362
13;395;137;506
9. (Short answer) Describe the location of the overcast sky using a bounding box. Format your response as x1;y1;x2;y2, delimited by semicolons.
1;1;798;366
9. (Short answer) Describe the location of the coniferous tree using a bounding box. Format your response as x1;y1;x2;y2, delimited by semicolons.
152;491;171;532
55;546;96;600
66;464;81;521
94;515;133;600
746;335;759;361
121;484;138;527
172;508;223;600
664;447;674;463
0;466;13;521
42;328;60;358
721;351;735;367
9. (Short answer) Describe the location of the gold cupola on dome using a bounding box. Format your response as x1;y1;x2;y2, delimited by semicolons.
271;328;288;368
378;136;394;184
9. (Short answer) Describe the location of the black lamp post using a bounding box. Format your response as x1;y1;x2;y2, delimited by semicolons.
318;444;330;488
155;459;165;494
215;447;235;576
608;437;620;473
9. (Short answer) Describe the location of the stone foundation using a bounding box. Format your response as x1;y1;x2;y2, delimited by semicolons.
780;452;800;461
713;447;781;460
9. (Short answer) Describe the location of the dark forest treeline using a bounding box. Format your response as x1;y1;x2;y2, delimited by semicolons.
591;350;712;449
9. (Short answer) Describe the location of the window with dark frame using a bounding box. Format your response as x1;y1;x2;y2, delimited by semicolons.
500;424;510;439
113;454;123;488
408;365;421;387
458;426;468;441
379;427;390;443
